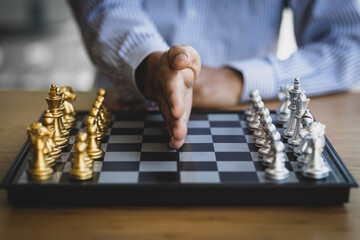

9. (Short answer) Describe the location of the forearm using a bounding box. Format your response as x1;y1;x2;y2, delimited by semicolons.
227;0;360;101
68;0;169;103
192;66;243;108
276;0;360;97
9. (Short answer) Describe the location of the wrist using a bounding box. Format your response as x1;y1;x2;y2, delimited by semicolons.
222;67;244;102
135;51;163;101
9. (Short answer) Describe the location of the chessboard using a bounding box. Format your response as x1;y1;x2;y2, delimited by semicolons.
1;110;357;206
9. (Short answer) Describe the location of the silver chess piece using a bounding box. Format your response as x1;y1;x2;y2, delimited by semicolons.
246;95;262;124
301;122;329;179
248;101;264;131
283;78;303;139
294;109;314;157
295;128;311;162
288;92;310;150
265;140;289;180
297;121;321;164
245;89;260;117
276;84;292;125
258;124;277;160
301;109;314;127
262;131;282;166
254;108;270;140
255;115;272;147
296;132;312;164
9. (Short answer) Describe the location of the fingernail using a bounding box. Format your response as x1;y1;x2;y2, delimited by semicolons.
174;53;187;63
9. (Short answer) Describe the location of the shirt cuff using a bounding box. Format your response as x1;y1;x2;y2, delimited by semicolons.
120;36;170;101
225;58;277;102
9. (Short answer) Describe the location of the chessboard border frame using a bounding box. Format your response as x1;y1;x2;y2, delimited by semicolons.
0;110;358;206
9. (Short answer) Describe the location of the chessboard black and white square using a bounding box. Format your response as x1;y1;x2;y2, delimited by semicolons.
3;110;357;206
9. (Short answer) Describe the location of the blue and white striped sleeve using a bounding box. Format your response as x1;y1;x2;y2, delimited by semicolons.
228;0;360;102
68;0;169;103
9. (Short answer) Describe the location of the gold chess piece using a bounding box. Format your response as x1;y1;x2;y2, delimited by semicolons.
60;86;77;126
92;100;110;128
27;123;56;167
85;116;104;160
89;108;106;141
42;110;62;160
75;132;93;168
45;84;68;149
96;95;111;121
96;88;111;121
70;141;93;181
57;88;71;137
27;124;54;180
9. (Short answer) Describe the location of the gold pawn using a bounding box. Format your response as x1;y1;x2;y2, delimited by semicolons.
85;116;104;160
75;132;93;168
69;141;93;181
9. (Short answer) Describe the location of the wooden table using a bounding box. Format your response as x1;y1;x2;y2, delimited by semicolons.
0;90;359;240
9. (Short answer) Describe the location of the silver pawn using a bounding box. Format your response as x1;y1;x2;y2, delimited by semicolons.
245;89;260;117
294;109;314;157
246;95;262;124
248;101;264;131
288;92;310;150
254;108;270;140
276;84;292;125
283;78;303;139
302;123;329;179
255;115;272;147
265;141;289;180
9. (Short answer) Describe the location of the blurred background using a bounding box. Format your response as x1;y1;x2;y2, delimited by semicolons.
0;0;94;91
1;0;357;92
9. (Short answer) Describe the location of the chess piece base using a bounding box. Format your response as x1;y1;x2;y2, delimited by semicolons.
288;138;301;150
53;136;68;149
302;167;329;179
253;130;262;139
282;129;294;139
27;167;53;181
70;169;93;180
255;138;266;148
265;168;289;180
293;148;302;157
88;150;104;160
249;122;260;132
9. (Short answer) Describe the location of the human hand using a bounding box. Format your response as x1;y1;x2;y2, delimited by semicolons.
193;66;243;108
140;45;201;149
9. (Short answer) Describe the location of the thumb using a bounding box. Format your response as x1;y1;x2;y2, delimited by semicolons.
170;52;189;70
167;45;201;78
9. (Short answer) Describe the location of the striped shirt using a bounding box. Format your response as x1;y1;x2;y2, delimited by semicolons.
69;0;360;102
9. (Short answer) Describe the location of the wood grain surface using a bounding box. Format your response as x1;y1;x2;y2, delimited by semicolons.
0;90;359;240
